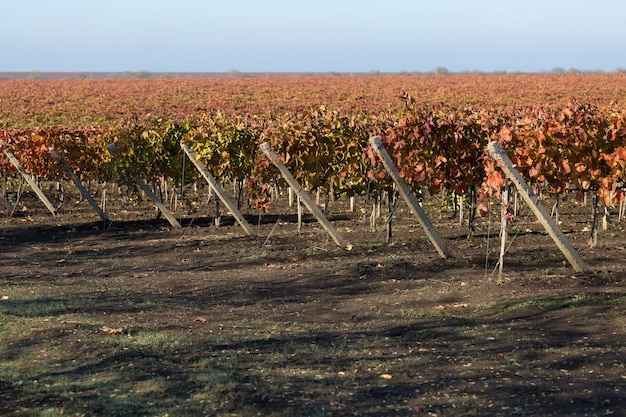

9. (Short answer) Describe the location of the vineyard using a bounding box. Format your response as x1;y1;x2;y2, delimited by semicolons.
1;75;626;219
1;74;626;416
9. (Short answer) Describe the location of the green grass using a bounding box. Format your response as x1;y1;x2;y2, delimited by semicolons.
493;291;626;314
0;313;419;416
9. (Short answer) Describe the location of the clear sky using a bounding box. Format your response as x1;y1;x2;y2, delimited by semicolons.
2;0;625;73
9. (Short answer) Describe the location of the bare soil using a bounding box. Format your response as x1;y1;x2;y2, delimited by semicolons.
1;189;626;416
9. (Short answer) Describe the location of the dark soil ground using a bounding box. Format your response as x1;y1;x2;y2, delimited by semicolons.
1;187;626;416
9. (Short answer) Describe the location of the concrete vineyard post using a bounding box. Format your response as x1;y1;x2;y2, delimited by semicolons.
48;147;109;222
487;141;590;273
368;136;452;259
0;141;57;216
107;144;182;228
498;183;509;280
179;141;255;236
260;142;347;249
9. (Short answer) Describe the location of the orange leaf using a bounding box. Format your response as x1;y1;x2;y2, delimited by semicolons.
101;326;124;335
477;203;490;217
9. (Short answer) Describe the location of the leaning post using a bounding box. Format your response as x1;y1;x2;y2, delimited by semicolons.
487;141;590;273
179;141;255;236
107;144;182;228
260;142;348;249
368;136;452;259
49;147;109;222
0;140;57;216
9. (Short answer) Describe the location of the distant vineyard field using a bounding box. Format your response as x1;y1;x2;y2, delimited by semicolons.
0;74;625;213
1;74;626;128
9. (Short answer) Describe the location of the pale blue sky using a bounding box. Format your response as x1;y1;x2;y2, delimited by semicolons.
1;0;624;73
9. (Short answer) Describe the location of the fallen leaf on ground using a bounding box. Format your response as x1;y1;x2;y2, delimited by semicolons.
101;326;124;335
194;316;208;323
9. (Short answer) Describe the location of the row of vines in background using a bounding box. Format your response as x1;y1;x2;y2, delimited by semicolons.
3;75;626;129
1;99;625;219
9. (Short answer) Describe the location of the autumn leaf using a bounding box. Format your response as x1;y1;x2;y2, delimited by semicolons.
477;203;490;217
101;326;124;335
499;126;512;142
485;171;505;189
529;163;542;178
253;198;271;213
561;159;571;174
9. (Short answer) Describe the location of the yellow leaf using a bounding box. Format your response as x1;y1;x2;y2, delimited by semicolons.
101;326;124;335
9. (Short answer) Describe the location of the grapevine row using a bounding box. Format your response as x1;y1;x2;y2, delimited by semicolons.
1;102;625;212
